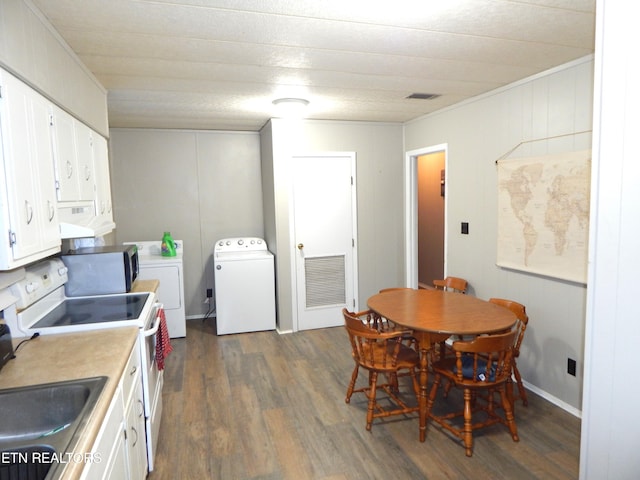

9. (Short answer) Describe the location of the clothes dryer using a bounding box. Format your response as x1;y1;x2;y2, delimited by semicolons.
124;240;186;338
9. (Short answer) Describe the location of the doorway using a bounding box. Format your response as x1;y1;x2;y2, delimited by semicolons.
417;152;446;287
291;153;358;331
405;145;448;287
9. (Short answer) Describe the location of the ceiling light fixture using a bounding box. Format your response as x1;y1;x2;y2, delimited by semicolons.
272;97;310;119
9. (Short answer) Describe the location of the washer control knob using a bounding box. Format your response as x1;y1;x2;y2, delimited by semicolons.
25;282;38;294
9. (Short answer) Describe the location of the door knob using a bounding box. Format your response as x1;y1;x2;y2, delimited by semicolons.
297;243;304;250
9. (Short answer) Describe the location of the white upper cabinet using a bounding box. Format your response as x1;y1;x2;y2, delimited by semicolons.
0;68;61;270
51;105;94;202
92;133;115;231
51;104;115;239
74;120;95;201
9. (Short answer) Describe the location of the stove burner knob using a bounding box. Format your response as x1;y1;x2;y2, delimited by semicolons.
226;241;231;246
238;239;244;246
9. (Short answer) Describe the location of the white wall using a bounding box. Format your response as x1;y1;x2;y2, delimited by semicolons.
109;128;263;318
0;0;108;135
261;119;404;333
580;1;640;477
404;57;594;410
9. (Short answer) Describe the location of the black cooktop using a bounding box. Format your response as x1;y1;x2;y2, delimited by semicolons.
32;293;150;328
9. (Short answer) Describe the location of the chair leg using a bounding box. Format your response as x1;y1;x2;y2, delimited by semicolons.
366;371;378;431
443;379;453;398
426;373;441;415
512;361;528;406
387;372;399;392
498;384;519;442
409;368;420;398
463;388;474;457
345;364;359;403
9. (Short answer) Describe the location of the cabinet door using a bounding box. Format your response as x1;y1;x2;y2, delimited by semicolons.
104;428;129;480
80;384;126;480
125;378;148;480
31;93;59;250
92;133;113;222
0;70;60;267
50;105;79;201
50;106;94;202
74;120;94;201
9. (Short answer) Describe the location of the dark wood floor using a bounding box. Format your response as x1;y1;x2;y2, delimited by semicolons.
148;320;580;479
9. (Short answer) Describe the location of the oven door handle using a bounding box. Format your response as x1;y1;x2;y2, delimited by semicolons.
144;303;164;337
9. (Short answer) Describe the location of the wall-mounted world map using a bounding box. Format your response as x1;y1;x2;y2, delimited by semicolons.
497;150;591;284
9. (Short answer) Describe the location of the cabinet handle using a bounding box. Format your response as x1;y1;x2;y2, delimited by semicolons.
48;200;55;221
131;426;138;447
66;160;73;179
84;165;91;181
137;399;144;418
129;365;137;376
25;201;33;224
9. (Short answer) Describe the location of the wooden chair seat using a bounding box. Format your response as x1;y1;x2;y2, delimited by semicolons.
343;308;420;431
427;330;519;456
359;339;420;371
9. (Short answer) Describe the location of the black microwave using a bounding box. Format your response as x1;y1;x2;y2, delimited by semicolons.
61;245;139;296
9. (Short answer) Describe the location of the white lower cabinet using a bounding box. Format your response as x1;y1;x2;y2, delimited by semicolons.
81;338;147;479
80;384;125;480
124;357;148;479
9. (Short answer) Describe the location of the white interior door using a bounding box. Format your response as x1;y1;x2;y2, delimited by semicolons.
292;153;358;331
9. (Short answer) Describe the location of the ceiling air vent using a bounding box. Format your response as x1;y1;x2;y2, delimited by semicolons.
406;93;441;100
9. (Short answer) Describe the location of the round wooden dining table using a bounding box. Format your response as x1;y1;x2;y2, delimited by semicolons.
368;288;517;442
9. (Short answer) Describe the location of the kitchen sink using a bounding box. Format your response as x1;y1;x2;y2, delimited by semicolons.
0;376;107;480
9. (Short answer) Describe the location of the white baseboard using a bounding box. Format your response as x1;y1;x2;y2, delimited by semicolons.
523;380;582;418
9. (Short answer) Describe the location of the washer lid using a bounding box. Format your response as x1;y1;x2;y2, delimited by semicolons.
214;237;268;253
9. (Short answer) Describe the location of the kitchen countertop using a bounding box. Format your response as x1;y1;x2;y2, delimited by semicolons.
131;278;159;293
0;327;139;479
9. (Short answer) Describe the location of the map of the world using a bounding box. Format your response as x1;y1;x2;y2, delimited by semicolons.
497;150;591;283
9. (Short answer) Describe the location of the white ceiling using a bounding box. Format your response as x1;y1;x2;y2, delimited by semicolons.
31;0;596;131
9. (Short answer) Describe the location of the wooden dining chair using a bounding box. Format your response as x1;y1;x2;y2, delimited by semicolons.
343;308;420;431
432;276;468;293
489;298;529;406
432;277;468;360
427;330;519;456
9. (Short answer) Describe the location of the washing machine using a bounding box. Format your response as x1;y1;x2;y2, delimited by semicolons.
213;237;276;335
